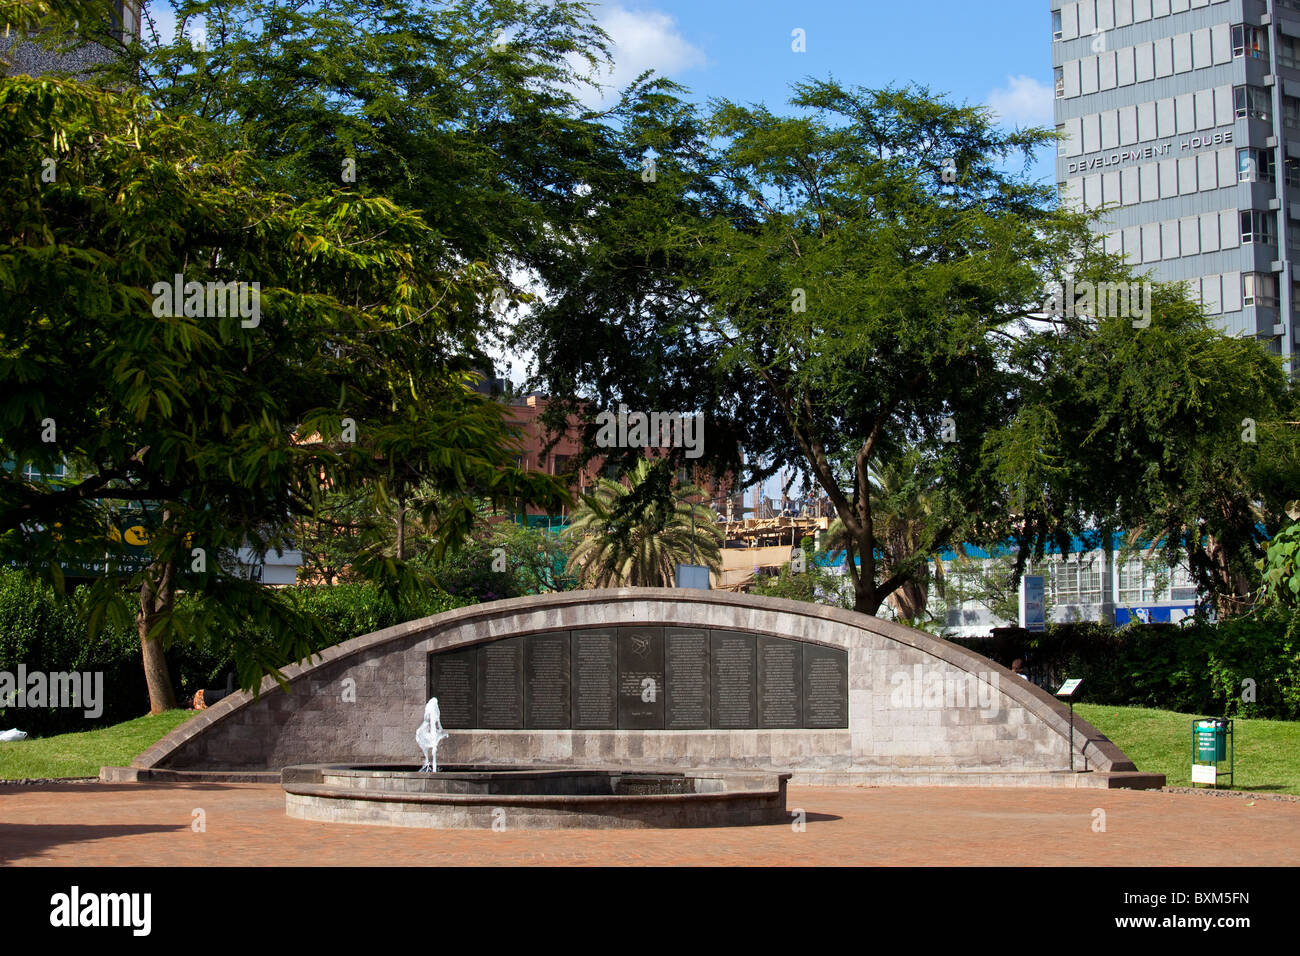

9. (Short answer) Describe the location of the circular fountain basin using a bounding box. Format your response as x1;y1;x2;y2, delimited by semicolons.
282;764;792;829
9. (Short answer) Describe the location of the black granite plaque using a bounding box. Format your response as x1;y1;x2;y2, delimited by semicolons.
803;643;849;728
664;628;710;729
617;627;665;729
427;647;477;729
571;629;618;729
524;632;571;729
710;631;757;729
757;636;803;728
477;636;524;729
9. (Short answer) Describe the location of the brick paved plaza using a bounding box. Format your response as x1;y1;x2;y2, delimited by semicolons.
2;782;1296;866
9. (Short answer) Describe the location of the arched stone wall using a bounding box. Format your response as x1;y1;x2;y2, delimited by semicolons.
134;589;1138;784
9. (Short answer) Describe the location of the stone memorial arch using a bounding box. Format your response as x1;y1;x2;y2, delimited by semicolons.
128;589;1156;787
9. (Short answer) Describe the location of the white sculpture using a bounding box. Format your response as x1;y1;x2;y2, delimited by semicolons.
416;696;450;773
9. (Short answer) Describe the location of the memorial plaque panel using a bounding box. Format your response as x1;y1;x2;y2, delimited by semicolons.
477;637;524;729
757;636;803;728
664;628;710;729
617;627;665;729
710;631;757;729
427;647;478;729
803;644;849;728
524;632;571;729
571;629;618;729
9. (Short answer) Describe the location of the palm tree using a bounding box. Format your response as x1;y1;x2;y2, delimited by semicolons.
564;458;723;587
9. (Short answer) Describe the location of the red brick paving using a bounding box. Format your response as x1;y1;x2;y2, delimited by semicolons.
2;783;1297;865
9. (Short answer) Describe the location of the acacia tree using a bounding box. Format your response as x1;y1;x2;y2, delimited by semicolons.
665;81;1072;615
0;74;565;710
524;78;1299;617
992;271;1299;615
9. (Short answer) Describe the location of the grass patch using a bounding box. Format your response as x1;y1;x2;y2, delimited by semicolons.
1077;703;1300;795
0;710;196;779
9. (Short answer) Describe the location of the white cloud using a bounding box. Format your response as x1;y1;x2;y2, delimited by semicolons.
985;74;1054;128
574;5;708;108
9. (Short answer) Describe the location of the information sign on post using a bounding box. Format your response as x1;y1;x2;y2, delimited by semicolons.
1056;678;1082;771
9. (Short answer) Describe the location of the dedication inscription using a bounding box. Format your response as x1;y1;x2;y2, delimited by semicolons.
427;647;477;729
664;628;710;729
571;629;617;729
757;635;803;728
428;628;847;730
617;627;665;729
804;643;849;728
710;631;757;729
524;632;570;729
478;637;523;729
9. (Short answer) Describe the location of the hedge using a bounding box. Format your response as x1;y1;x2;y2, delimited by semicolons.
947;611;1300;720
0;568;471;737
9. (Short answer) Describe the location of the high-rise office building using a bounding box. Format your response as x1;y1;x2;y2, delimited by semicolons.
1;2;141;77
1052;0;1300;366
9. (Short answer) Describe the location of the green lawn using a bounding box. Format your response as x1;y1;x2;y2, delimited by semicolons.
0;710;196;780
1078;703;1300;795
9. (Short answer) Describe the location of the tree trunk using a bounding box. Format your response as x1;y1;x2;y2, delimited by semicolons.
138;552;177;714
849;539;887;615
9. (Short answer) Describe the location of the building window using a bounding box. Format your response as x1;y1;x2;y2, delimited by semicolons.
1055;66;1065;99
1052;10;1062;41
1282;36;1300;71
1238;147;1275;183
20;462;67;482
1056;123;1067;155
1118;559;1154;605
1050;556;1101;605
1169;564;1197;602
1286;96;1300;130
1232;24;1270;65
1234;85;1272;121
1241;210;1277;245
1243;273;1278;307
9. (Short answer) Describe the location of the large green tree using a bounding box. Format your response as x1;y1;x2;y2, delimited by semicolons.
0;73;565;709
534;80;1073;614
522;78;1300;617
994;269;1300;615
89;0;690;531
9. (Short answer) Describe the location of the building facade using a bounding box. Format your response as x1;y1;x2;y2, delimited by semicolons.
1052;0;1300;364
1;2;141;77
936;541;1201;637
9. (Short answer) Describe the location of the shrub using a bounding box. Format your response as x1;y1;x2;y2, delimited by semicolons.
948;610;1300;719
